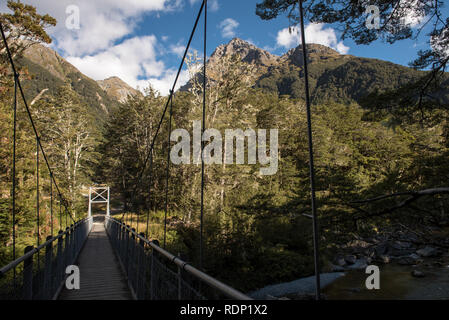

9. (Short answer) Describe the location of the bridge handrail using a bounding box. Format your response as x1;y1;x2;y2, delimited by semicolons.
0;217;92;300
0;217;91;277
105;216;251;300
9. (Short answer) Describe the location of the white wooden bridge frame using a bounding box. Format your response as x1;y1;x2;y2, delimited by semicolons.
88;187;110;218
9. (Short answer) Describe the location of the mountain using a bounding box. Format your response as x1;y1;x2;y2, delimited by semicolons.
183;38;438;106
18;43;139;121
258;43;428;104
97;77;142;104
209;38;278;70
19;39;446;117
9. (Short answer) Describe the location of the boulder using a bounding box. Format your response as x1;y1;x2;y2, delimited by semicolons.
375;243;388;256
388;247;415;257
336;258;346;267
347;240;371;249
416;246;439;257
378;255;390;264
344;255;357;265
394;241;413;249
397;254;422;266
411;270;425;278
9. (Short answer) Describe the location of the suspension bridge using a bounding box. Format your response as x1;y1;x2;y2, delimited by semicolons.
0;0;321;300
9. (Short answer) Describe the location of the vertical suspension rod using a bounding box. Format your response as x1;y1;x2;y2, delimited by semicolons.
12;72;18;283
199;0;208;271
163;91;174;248
298;0;321;300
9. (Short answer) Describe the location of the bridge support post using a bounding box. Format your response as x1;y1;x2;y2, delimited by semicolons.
117;223;122;260
124;226;130;271
107;187;110;217
88;187;92;218
56;231;64;290
137;233;146;299
88;186;110;218
70;224;76;264
44;235;53;299
128;229;136;293
64;227;70;267
178;263;182;300
150;240;160;300
23;246;34;300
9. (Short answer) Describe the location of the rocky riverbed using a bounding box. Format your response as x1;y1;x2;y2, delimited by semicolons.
329;226;449;273
322;226;449;300
323;256;449;300
250;225;449;300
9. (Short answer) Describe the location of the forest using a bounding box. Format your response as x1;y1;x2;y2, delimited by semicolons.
1;0;449;295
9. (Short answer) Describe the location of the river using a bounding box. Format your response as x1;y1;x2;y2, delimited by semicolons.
323;259;449;300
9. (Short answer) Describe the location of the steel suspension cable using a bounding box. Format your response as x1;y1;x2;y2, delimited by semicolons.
50;174;53;237
12;72;17;284
199;0;208;270
59;199;62;231
120;0;205;240
145;153;154;239
127;0;206;209
0;22;73;218
298;0;321;300
36;138;40;269
163;90;174;248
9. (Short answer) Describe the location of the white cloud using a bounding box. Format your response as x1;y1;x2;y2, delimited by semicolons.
66;35;189;96
209;0;219;12
0;1;193;96
219;18;239;39
10;0;180;56
140;69;190;96
189;0;219;12
276;23;350;54
170;44;187;57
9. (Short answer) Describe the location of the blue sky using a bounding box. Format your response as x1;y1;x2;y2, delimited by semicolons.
1;0;446;95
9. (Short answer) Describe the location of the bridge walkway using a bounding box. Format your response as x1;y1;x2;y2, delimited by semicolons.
59;218;133;300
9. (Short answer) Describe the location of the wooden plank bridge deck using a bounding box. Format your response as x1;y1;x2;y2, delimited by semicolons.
59;220;133;300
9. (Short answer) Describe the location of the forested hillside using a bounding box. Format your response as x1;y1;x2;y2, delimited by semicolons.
17;44;122;122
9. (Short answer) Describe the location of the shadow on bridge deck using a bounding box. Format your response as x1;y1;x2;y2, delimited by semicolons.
58;218;133;300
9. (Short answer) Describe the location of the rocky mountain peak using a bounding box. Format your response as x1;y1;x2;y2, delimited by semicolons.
97;77;141;104
210;38;279;67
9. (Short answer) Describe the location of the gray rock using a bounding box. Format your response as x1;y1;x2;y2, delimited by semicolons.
336;258;346;267
416;246;438;257
345;255;357;265
397;254;422;266
393;241;413;249
411;270;425;278
248;273;345;299
347;240;371;249
379;255;390;264
388;247;416;257
375;243;388;256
